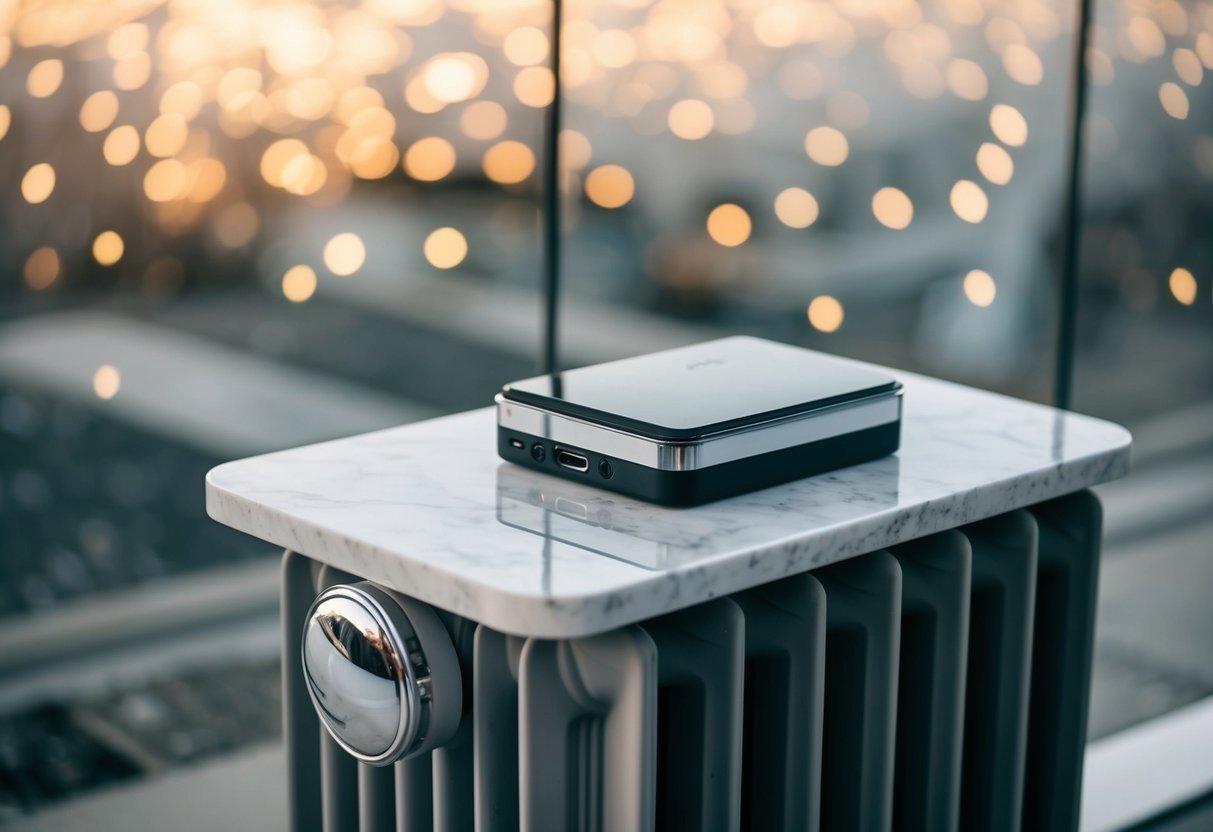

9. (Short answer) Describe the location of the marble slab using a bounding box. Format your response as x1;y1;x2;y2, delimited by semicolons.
206;370;1131;638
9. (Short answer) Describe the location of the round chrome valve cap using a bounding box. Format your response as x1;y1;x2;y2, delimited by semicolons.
302;582;462;765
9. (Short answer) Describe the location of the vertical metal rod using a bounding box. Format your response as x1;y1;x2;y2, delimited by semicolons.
321;728;360;832
1053;0;1094;410
360;763;396;832
432;721;475;831
541;0;564;376
395;757;434;831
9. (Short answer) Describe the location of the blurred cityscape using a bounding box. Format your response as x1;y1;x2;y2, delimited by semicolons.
0;0;1210;820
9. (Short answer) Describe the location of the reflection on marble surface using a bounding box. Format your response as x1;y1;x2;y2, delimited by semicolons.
206;370;1131;638
495;459;900;572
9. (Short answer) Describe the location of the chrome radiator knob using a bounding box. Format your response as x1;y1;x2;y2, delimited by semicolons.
302;582;462;765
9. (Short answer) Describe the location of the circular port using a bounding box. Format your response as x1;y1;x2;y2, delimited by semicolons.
531;443;546;463
598;459;613;479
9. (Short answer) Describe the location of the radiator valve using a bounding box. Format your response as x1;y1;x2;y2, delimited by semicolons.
302;582;462;765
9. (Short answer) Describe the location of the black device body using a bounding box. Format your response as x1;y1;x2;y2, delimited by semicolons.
495;337;903;507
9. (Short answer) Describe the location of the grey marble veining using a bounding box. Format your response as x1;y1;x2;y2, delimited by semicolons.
206;370;1131;638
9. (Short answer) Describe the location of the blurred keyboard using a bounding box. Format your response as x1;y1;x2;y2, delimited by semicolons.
0;657;281;821
0;384;270;615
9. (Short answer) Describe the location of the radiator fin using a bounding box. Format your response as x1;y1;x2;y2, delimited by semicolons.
518;628;658;831
432;722;473;831
394;757;432;831
960;511;1038;831
472;628;520;831
358;763;394;831
891;531;972;832
321;729;359;832
282;551;323;832
818;551;903;831
647;598;745;831
1024;492;1102;831
734;574;826;832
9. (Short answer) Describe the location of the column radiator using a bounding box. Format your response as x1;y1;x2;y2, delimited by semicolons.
282;491;1101;832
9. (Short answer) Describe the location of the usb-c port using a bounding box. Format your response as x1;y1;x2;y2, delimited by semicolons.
555;448;589;473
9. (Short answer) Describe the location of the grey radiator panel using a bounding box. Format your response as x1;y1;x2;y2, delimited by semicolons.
358;761;394;831
818;550;903;831
432;722;474;831
282;551;323;832
646;599;745;831
734;574;826;831
518;628;658;832
472;628;520;831
891;530;973;832
279;494;1101;832
321;729;358;832
395;756;433;830
1025;491;1103;831
961;510;1039;831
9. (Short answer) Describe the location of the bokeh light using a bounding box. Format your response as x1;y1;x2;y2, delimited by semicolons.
24;247;60;290
706;204;752;247
946;59;989;101
559;130;592;170
460;101;507;141
144;159;189;202
214;203;259;248
774;188;819;229
93;231;125;266
1169;268;1197;305
963;269;998;306
1002;44;1044;85
1159;83;1190;119
26;59;63;97
103;125;141;166
92;365;121;400
805;126;849;166
950;180;990;223
145;114;188;157
323;232;366;276
404;137;456;181
503;27;548;66
872;187;914;230
483;141;535;185
976;143;1015;185
585;164;634;208
807;296;845;332
80;91;119;132
514;66;555;107
668;99;714;140
21;163;55;204
282;265;318;303
424;227;468;269
990;104;1029;146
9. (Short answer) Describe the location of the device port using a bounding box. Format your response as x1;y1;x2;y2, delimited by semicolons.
554;448;589;473
553;497;588;521
509;438;525;449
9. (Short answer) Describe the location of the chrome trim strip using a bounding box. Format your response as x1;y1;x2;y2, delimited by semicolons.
496;391;902;471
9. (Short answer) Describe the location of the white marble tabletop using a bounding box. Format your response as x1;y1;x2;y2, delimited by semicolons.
206;370;1131;638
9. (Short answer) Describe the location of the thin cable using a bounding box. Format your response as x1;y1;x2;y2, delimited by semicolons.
1054;0;1094;410
541;0;563;377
